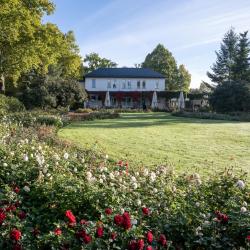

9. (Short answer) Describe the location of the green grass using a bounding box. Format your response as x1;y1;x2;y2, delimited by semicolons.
59;113;250;175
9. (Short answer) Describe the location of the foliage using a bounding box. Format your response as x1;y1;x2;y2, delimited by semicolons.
172;111;250;122
177;64;191;92
84;53;117;75
209;81;250;112
67;111;120;121
0;113;249;249
0;0;82;93
142;44;179;90
19;68;87;109
0;94;25;115
207;28;250;84
75;108;94;113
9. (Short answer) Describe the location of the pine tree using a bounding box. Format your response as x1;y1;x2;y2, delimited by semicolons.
207;28;238;84
234;31;250;81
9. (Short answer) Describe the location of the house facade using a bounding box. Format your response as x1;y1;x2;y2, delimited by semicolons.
84;68;166;109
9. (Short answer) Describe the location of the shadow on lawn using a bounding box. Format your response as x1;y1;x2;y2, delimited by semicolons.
66;113;238;129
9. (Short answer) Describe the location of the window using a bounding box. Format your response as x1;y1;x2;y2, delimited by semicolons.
107;80;111;89
137;81;140;89
92;79;96;88
122;81;126;89
90;95;96;101
127;80;131;89
155;81;159;89
142;80;146;89
113;83;116;89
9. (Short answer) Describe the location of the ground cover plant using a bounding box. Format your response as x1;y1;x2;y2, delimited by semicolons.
59;113;250;175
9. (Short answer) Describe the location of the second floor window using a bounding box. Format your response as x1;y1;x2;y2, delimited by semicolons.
156;81;159;89
107;81;111;89
137;81;140;89
127;80;131;89
92;79;96;88
142;81;146;89
122;81;126;89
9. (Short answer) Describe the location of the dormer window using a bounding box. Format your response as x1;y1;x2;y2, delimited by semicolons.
92;79;96;88
142;80;146;89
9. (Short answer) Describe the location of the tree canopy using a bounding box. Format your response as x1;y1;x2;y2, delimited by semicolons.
0;0;82;92
84;53;117;74
207;28;250;84
142;44;190;91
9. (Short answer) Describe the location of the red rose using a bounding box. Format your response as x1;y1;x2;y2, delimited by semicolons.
0;212;6;224
158;234;167;246
13;187;20;194
246;235;250;241
76;229;86;239
83;234;92;244
54;228;62;236
111;232;117;240
128;240;137;250
32;228;40;237
6;205;16;213
96;226;104;238
10;229;22;241
142;207;150;215
114;214;124;226
105;208;112;215
18;211;26;220
146;246;153;250
65;210;76;223
122;211;132;230
215;211;229;223
80;219;88;225
12;243;22;250
146;231;153;244
118;160;123;166
137;239;144;250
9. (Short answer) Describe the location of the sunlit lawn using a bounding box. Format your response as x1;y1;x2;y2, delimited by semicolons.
59;113;250;175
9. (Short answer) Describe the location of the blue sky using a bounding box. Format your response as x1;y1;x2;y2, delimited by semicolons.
44;0;250;88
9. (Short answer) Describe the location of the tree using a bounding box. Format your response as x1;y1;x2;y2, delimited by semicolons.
142;44;179;90
0;0;54;92
209;81;250;112
19;67;86;109
207;28;239;84
234;31;250;81
0;0;82;93
84;53;117;74
177;64;191;92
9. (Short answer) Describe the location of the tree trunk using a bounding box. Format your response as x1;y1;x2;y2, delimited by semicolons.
0;74;5;93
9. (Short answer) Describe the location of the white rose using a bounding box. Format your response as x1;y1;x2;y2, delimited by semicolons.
150;172;156;182
109;173;114;180
99;178;104;184
23;154;29;162
23;186;30;192
86;171;92;181
132;182;138;189
243;201;247;207
135;172;139;176
143;169;149;177
105;154;109;159
131;219;138;225
136;199;142;206
63;152;69;160
153;188;158;193
131;176;137;182
241;207;247;213
236;180;245;189
73;167;78;173
3;163;7;167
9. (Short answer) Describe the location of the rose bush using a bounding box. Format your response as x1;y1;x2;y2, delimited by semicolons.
0;113;249;249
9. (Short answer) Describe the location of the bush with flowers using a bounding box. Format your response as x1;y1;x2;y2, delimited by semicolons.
0;112;249;249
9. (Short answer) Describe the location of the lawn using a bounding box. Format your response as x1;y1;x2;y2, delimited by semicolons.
59;113;250;175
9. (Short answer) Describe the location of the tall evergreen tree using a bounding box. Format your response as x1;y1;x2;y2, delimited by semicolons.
142;44;179;90
207;28;238;84
234;31;250;81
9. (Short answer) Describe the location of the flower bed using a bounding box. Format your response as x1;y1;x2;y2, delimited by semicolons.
0;113;249;249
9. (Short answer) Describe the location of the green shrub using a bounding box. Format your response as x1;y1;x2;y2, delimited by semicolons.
172;111;250;122
0;94;25;114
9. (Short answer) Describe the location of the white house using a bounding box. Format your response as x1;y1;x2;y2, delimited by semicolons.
84;68;166;109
